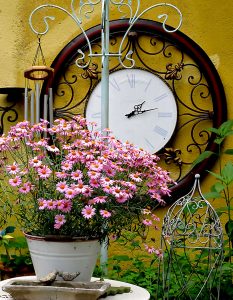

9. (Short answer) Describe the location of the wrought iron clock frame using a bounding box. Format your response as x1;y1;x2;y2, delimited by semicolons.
42;19;227;200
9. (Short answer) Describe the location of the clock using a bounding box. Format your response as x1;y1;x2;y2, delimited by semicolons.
41;19;227;201
86;68;177;153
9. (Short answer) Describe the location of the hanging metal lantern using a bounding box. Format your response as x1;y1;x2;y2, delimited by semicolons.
24;36;54;125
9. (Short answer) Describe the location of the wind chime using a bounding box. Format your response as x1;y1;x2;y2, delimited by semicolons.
24;35;54;126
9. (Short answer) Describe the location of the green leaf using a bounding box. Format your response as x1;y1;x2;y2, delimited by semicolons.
224;149;233;155
221;161;233;185
214;137;225;144
208;170;224;181
208;120;233;144
192;151;215;167
212;182;225;193
5;226;15;234
2;234;14;240
112;255;131;262
225;220;233;240
207;127;221;135
218;119;233;135
216;207;233;213
203;192;221;199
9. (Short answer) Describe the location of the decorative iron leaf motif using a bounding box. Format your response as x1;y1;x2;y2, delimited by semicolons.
165;62;184;80
81;63;99;79
164;147;183;166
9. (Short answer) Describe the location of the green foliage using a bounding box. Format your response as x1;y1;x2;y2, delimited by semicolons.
192;119;233;298
0;226;33;279
94;253;159;299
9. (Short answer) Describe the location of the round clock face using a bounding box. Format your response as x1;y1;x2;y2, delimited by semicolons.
85;69;177;153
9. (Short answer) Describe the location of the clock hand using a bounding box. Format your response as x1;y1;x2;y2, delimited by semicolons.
125;111;136;118
125;107;158;118
138;108;158;114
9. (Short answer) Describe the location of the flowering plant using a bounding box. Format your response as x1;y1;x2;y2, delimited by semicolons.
0;116;172;245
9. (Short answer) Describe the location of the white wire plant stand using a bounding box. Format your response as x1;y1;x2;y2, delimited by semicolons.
158;174;224;300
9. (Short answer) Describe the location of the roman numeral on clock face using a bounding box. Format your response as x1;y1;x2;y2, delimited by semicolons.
109;78;120;91
91;112;101;119
153;93;168;102
154;125;168;138
144;138;154;151
158;112;173;118
127;73;136;88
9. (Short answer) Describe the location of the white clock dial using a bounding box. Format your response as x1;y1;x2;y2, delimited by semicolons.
86;69;177;153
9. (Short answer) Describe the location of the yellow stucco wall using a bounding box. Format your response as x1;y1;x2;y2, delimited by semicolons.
0;1;232;251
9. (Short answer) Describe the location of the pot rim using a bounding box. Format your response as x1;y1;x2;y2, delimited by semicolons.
24;232;100;242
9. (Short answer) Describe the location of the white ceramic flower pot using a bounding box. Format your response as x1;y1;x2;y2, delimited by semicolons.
25;233;101;282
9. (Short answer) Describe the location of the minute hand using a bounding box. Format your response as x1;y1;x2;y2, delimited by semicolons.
139;108;158;114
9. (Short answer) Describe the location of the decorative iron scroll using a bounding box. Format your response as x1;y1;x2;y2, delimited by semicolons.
0;88;25;135
0;102;18;136
42;19;227;199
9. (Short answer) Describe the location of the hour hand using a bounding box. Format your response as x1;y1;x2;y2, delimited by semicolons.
125;111;136;118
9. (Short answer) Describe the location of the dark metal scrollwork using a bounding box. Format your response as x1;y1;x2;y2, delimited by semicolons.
0;88;25;135
0;103;18;135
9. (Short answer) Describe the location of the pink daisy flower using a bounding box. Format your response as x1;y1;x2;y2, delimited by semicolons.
64;188;77;199
87;170;100;179
55;171;68;179
74;182;87;194
155;249;163;259
6;162;20;174
111;186;123;197
18;182;31;194
37;165;52;179
142;209;151;215
89;161;103;172
46;200;57;210
9;176;22;187
56;199;65;210
29;157;42;168
88;196;107;205
142;219;153;226
102;185;111;193
82;186;93;197
62;144;72;150
100;177;114;186
56;181;68;193
46;145;60;153
104;167;116;177
54;214;66;229
151;214;160;221
129;173;142;182
60;200;72;213
70;170;83;181
100;209;111;218
81;205;96;219
61;161;73;171
144;244;156;254
38;198;47;210
115;193;129;203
